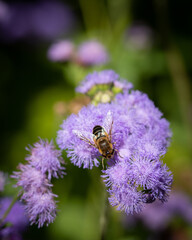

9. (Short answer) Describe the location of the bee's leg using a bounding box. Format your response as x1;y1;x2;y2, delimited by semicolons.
109;120;114;142
102;157;105;169
80;136;97;148
115;148;123;158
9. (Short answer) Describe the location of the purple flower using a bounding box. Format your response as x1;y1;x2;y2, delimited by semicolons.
0;1;10;23
109;183;143;214
12;164;57;228
76;69;133;94
25;191;57;228
76;40;109;66
57;70;173;214
125;24;154;50
11;139;65;227
0;1;76;42
47;40;75;62
0;197;29;239
123;192;192;231
25;138;65;180
12;164;51;193
127;156;172;197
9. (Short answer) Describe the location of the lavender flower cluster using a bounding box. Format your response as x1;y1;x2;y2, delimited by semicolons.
11;139;65;228
57;69;173;214
47;39;109;66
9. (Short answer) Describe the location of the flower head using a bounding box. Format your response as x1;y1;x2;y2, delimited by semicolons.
47;40;75;62
11;139;65;227
76;70;133;94
109;183;143;214
26;138;65;180
58;70;172;214
25;191;57;228
76;40;109;66
12;164;51;194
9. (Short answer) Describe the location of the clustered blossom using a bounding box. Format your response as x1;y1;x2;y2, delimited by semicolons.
11;139;65;228
57;69;173;214
0;197;29;239
76;70;133;94
47;39;109;66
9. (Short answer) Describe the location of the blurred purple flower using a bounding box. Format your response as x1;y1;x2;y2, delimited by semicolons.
125;24;154;50
57;70;173;214
47;40;75;62
11;139;65;227
123;192;192;231
0;197;29;239
76;40;109;66
0;1;10;23
76;70;133;94
0;1;76;42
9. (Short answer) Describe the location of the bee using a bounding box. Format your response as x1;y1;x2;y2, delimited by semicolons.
73;111;115;168
92;125;114;160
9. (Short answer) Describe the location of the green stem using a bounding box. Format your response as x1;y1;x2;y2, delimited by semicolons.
0;193;20;225
100;180;109;240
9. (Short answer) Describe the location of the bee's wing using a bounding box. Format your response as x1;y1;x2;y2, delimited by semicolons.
103;111;113;139
73;130;96;147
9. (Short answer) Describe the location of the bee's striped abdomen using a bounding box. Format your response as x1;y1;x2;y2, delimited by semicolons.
93;125;103;139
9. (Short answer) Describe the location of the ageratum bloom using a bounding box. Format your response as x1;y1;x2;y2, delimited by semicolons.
0;197;29;239
25;138;65;180
11;139;65;227
47;40;75;62
76;40;109;66
57;70;173;214
76;70;133;94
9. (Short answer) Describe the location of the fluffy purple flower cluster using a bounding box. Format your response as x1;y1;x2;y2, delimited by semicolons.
47;39;109;66
11;139;65;228
76;70;133;94
57;69;173;214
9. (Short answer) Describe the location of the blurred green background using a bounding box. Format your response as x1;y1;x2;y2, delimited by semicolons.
0;0;192;239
